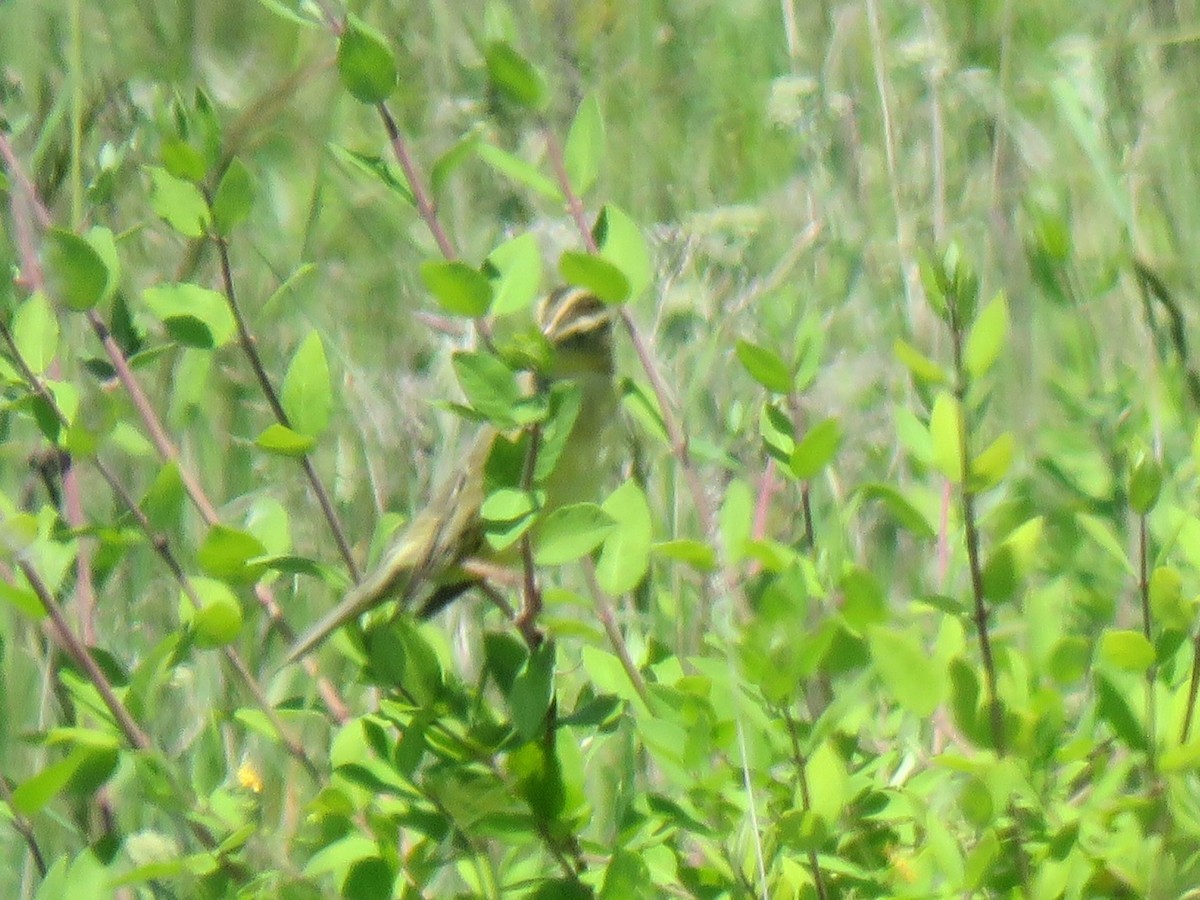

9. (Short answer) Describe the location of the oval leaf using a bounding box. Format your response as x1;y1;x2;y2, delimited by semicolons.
868;626;946;717
535;503;614;566
452;351;520;425
597;480;652;595
736;339;791;393
1099;629;1155;672
964;292;1009;378
484;41;546;109
45;229;112;311
929;392;964;482
558;251;629;304
282;330;332;437
420;260;493;317
212;158;254;235
790;418;842;480
337;16;397;103
255;423;317;457
564;94;604;196
595;205;652;299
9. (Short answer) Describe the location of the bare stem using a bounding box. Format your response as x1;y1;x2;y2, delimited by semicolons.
782;708;829;900
0;774;47;877
1138;515;1158;780
947;317;1005;756
377;104;457;261
211;224;360;583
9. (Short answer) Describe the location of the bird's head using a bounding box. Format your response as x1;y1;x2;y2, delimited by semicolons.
535;286;615;378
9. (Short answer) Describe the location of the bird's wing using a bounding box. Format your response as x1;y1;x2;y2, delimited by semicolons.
283;429;494;666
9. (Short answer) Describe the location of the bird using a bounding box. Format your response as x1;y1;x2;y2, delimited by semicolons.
284;286;617;665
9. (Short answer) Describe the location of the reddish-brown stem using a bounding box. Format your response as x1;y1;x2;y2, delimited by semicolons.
1;133;351;725
377;105;457;261
210;226;360;582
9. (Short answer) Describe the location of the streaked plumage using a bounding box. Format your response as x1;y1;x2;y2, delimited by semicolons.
284;287;615;664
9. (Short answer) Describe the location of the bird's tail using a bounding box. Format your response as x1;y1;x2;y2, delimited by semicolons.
283;553;414;666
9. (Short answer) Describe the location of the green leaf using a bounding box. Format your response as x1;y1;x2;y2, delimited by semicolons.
652;539;716;572
255;423;316;457
790;418;842;479
894;338;947;385
179;577;243;648
597;480;652;595
482;488;538;552
0;581;43;621
254;0;321;26
600;849;652;900
759;402;795;463
840;566;887;631
345;859;395;900
735;339;791;392
1095;674;1147;750
1048;637;1090;683
963;292;1009;378
420;260;493;317
535;503;615;565
197;525;267;584
1099;629;1155;672
564;94;604;195
141;462;186;532
1129;454;1163;515
929;392;964;482
211;158;254;235
452;351;520;425
793;314;825;391
595;205;652;299
970;431;1015;490
1150;566;1193;631
161;138;207;181
141;283;236;348
486;233;542;316
868;626;946;716
281;330;332;437
12;292;59;375
509;642;555;740
482;488;538;522
484;41;546;109
981;544;1017;603
431;131;481;197
476;142;563;200
11;748;91;816
148;166;210;237
1076;513;1134;575
337;16;397;103
858;483;936;538
303;835;378;880
45;229;112;311
328;145;414;205
558;251;630;304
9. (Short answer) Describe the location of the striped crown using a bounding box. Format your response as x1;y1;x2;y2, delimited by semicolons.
536;286;613;346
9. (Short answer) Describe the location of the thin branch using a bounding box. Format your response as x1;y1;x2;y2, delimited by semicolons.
12;548;151;750
210;223;360;582
782;708;830;900
583;564;649;704
1138;514;1158;780
0;774;48;877
376;105;457;261
0;136;351;726
947;314;1005;756
0;318;321;779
